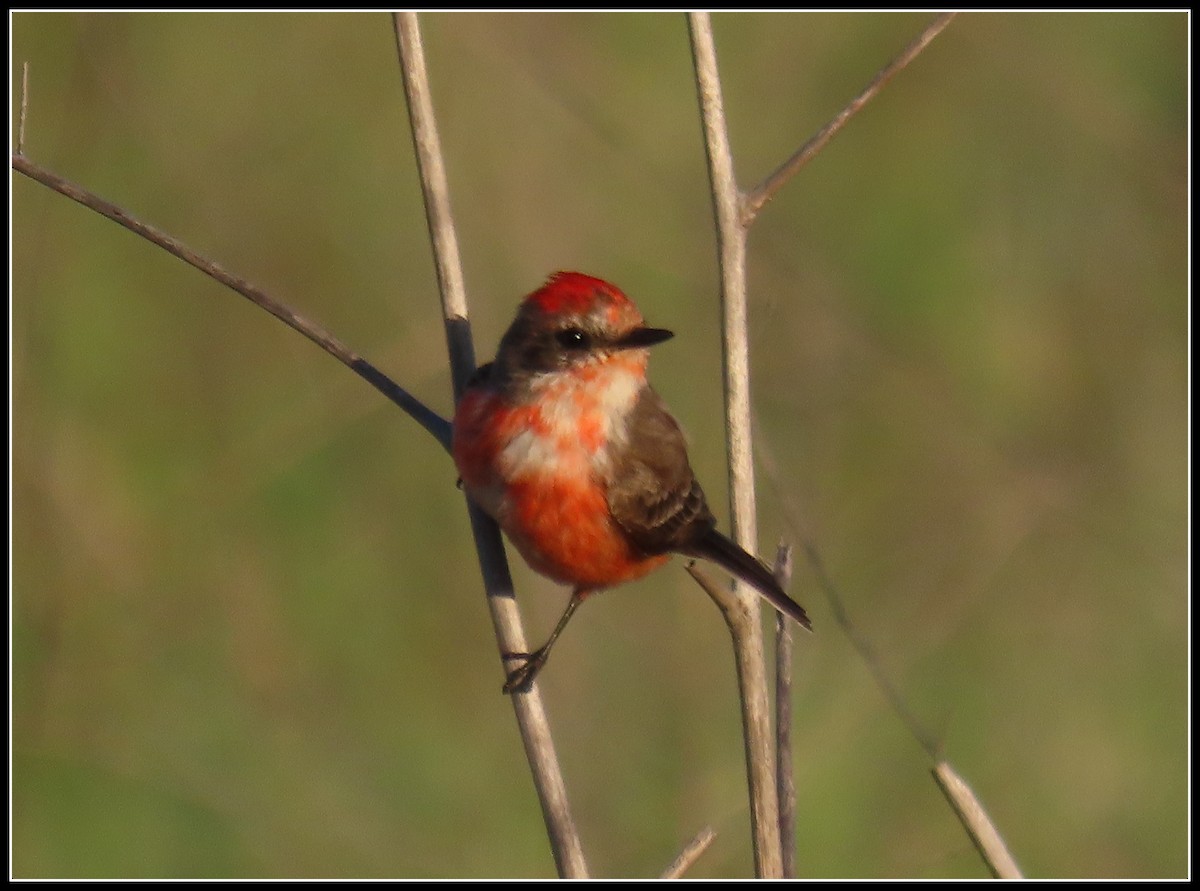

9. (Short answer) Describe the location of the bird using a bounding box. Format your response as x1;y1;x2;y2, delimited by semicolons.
452;272;811;693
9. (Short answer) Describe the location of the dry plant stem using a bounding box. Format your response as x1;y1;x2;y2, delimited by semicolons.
391;13;471;398
392;12;588;880
690;10;961;877
771;544;797;878
10;154;452;450
933;762;1023;878
688;11;783;878
660;826;718;879
741;11;958;226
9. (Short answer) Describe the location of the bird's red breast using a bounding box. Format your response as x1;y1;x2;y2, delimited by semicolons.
453;348;667;591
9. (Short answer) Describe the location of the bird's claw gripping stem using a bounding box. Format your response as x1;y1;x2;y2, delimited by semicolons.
502;648;548;694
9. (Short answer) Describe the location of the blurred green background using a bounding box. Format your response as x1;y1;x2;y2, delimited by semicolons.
11;11;1187;879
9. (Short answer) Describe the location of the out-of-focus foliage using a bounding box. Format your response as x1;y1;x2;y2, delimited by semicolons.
11;11;1186;879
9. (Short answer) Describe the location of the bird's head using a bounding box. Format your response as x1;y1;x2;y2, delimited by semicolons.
495;272;674;381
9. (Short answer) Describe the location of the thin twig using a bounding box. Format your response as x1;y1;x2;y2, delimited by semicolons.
19;62;30;156
741;12;957;226
756;423;1024;876
755;431;940;758
932;761;1024;878
660;825;718;879
688;561;742;620
10;153;452;450
771;543;797;878
392;12;588;880
688;12;757;551
688;10;783;878
805;537;942;758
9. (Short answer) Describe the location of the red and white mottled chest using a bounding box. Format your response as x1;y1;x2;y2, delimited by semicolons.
451;354;659;588
453;354;645;499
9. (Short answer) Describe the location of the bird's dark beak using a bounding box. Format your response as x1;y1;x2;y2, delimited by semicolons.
618;326;674;350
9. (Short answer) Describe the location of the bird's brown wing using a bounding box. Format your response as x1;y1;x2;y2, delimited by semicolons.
606;386;716;555
607;387;812;630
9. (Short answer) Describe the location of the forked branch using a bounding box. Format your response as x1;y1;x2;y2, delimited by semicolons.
687;9;977;881
741;11;957;226
689;11;784;877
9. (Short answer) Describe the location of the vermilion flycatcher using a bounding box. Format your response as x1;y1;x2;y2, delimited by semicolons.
453;272;812;693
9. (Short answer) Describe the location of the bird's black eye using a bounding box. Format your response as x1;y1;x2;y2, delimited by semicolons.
555;327;591;350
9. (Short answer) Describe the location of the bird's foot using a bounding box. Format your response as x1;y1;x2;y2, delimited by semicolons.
501;648;548;695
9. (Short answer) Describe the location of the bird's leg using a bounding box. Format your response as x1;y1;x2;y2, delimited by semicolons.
502;589;586;694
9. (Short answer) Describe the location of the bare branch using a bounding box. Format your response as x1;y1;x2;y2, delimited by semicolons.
932;761;1024;878
392;13;472;400
688;12;757;549
660;825;718;879
10;153;452;450
741;12;957;226
391;12;588;880
688;560;743;622
688;10;783;877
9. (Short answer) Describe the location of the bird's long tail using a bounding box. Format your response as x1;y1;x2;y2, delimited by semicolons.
688;527;813;630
